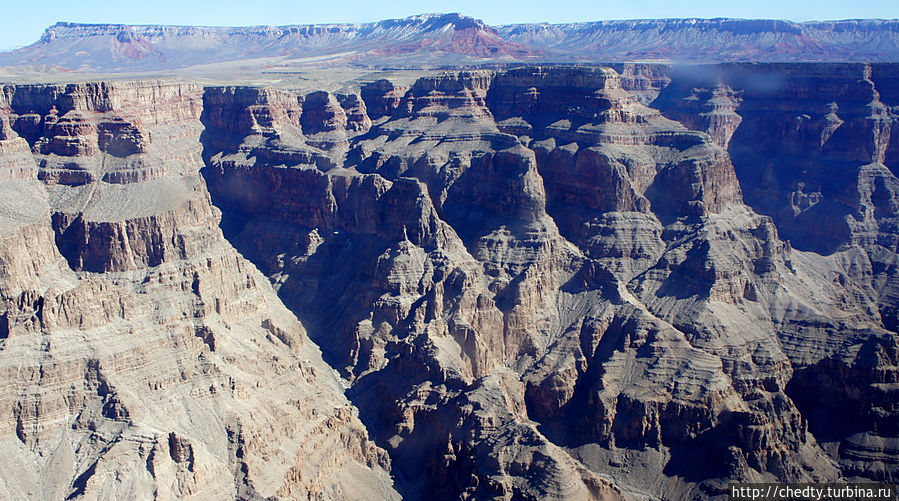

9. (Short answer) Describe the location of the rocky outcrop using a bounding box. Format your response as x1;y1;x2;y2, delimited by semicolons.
1;81;202;185
487;66;741;249
0;117;37;181
202;71;628;499
653;63;899;255
606;63;672;105
0;14;538;73
0;81;398;500
648;64;899;487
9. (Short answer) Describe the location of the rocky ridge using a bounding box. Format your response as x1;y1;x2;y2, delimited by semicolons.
497;19;899;62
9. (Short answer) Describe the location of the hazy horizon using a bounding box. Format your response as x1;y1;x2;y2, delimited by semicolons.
1;0;897;51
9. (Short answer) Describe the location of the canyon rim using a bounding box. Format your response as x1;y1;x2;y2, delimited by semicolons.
0;11;898;501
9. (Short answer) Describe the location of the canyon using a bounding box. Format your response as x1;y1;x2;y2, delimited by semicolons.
0;14;897;501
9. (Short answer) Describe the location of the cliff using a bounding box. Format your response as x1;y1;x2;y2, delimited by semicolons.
0;14;536;73
199;64;898;499
0;81;398;500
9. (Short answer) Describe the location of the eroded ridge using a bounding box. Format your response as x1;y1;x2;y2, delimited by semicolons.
0;81;398;500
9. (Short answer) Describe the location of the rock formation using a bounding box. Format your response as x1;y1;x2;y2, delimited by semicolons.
0;63;897;500
0;81;398;500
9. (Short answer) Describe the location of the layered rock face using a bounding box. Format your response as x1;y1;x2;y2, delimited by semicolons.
0;82;397;500
0;14;536;73
1;64;898;501
656;63;899;255
497;19;899;62
202;73;624;500
650;63;899;486
198;64;899;500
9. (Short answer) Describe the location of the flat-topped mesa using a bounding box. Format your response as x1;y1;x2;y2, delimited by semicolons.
496;19;899;62
404;71;494;119
1;81;203;185
7;14;540;74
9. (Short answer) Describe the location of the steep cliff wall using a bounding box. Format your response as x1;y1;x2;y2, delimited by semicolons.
0;82;398;500
651;64;899;486
201;76;624;500
200;65;899;500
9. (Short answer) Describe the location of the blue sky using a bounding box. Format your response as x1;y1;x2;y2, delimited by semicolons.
1;0;897;51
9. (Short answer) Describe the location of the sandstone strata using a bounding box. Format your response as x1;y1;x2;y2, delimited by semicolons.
0;82;398;500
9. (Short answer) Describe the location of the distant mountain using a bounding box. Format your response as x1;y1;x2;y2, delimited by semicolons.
0;14;537;72
1;14;898;73
497;18;899;62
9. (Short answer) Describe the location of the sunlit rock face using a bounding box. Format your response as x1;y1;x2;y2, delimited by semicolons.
0;63;897;500
0;81;398;501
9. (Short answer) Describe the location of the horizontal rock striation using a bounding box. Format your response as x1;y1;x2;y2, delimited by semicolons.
651;63;899;486
199;64;899;499
497;19;899;62
0;14;537;73
202;70;627;499
0;80;398;500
